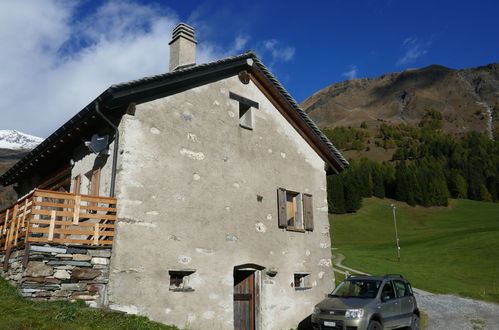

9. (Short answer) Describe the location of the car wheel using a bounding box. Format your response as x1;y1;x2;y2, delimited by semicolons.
410;314;420;330
368;320;382;330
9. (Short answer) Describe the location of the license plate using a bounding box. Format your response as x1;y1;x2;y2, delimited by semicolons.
324;321;336;326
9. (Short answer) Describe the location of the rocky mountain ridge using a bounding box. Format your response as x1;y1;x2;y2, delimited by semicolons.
302;63;499;138
0;130;43;150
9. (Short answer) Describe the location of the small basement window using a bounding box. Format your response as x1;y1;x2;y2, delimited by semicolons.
294;272;312;290
169;270;195;292
229;92;259;130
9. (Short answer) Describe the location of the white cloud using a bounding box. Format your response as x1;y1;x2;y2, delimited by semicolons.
397;37;430;65
0;1;294;138
260;39;295;67
342;65;358;80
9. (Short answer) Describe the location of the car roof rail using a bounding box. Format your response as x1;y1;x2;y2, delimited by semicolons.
383;274;404;278
347;274;370;278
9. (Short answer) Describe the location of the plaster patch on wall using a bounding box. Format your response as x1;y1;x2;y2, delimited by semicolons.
266;214;272;221
312;280;317;287
112;267;145;274
269;251;274;255
213;100;220;106
187;133;198;142
181;111;193;121
227;111;235;118
225;206;230;212
320;242;330;249
202;311;215;319
187;314;196;323
193;173;201;181
122;199;143;206
321;226;330;234
233;182;240;188
318;271;325;279
318;206;328;213
318;259;332;267
133;222;157;228
109;304;139;315
280;152;286;158
150;127;160;134
169;234;182;241
255;222;266;233
195;248;213;255
178;256;192;265
281;250;288;255
225;235;238;243
146;211;159;216
165;308;172;314
174;194;185;201
180;148;205;160
320;187;327;191
268;148;272;153
305;249;311;256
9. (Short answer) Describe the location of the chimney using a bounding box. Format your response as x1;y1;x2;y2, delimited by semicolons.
169;23;197;71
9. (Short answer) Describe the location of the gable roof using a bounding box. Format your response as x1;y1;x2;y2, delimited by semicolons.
0;51;348;186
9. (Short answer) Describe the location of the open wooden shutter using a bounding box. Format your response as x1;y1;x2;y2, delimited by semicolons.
303;193;314;231
277;188;287;228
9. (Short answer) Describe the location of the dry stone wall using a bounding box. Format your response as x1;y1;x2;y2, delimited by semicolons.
0;244;111;307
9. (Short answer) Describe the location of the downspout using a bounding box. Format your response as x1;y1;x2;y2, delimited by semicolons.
95;101;119;198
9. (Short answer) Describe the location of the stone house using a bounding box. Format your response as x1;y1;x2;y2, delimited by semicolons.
0;24;348;329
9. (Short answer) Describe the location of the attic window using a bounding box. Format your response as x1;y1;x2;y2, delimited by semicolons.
169;270;195;292
229;92;259;130
294;272;312;290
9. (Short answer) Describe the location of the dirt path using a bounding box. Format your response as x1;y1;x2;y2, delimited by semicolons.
331;254;499;329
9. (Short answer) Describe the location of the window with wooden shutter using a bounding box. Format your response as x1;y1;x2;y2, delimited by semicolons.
277;188;309;231
303;193;314;231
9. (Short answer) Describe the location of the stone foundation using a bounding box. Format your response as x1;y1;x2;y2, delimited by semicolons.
0;244;111;307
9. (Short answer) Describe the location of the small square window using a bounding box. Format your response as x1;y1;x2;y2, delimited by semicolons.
294;273;312;290
229;92;259;131
169;270;195;292
239;103;253;129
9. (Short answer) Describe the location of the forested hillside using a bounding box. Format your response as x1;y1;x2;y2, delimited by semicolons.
325;110;498;213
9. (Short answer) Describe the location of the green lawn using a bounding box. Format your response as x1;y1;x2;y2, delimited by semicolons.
0;277;178;330
330;198;499;303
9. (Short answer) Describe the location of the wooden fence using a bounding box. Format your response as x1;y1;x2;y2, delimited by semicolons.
0;189;117;251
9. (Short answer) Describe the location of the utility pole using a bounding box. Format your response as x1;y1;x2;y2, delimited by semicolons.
391;204;401;262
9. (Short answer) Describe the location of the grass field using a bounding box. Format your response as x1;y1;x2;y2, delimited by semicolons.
0;277;178;330
330;198;499;303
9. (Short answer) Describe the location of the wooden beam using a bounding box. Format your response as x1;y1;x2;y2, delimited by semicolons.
48;210;56;241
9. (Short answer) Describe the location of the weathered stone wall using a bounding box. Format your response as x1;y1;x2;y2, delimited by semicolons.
108;75;334;329
1;244;111;307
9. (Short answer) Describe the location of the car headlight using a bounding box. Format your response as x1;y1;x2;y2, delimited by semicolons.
313;306;321;314
345;308;364;319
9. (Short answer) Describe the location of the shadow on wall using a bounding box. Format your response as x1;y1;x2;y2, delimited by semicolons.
298;315;313;330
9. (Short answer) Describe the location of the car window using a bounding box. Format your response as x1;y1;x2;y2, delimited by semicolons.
331;280;381;298
394;280;410;297
381;281;396;300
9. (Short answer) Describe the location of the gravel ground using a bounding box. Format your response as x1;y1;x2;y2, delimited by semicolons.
416;292;499;330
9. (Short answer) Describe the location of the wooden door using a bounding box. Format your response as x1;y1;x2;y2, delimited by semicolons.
234;270;255;330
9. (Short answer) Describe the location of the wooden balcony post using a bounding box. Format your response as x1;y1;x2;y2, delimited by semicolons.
73;195;81;224
48;210;56;241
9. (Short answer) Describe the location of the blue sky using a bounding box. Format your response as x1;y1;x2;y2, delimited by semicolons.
1;0;498;137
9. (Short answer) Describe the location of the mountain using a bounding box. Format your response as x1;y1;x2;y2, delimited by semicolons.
0;129;43;150
302;63;499;137
0;130;42;209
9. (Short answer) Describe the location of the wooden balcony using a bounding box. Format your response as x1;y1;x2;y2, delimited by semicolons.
0;189;117;252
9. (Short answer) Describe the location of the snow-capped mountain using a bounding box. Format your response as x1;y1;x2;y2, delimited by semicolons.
0;130;43;150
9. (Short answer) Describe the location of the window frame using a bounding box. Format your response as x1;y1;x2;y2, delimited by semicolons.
293;272;312;291
229;92;259;130
169;269;195;292
278;188;314;232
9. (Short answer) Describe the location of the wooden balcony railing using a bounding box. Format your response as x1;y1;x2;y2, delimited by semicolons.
0;189;117;251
